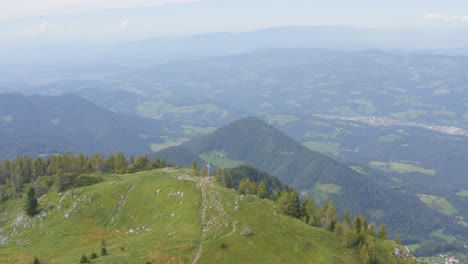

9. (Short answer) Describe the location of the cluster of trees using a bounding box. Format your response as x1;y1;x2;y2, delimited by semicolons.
0;153;174;203
215;169;416;264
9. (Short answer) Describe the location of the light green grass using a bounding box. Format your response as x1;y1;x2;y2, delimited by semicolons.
370;161;436;176
456;190;468;197
2;115;12;122
0;170;202;264
200;151;243;168
198;184;359;264
303;141;340;154
0;169;366;264
430;231;457;243
407;244;420;252
150;137;188;152
181;125;216;137
137;100;225;119
266;114;299;125
350;166;368;175
419;195;457;215
50;118;61;125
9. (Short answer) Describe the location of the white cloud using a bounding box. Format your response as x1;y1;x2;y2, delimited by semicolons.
16;21;50;37
1;0;205;20
120;19;129;30
463;16;468;21
423;14;460;22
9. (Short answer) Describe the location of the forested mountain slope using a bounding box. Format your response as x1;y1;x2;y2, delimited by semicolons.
0;93;165;159
157;117;455;242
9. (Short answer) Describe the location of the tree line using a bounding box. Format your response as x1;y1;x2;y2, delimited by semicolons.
214;168;416;264
0;153;174;201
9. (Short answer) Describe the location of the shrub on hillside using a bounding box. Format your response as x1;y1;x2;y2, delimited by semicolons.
80;254;89;263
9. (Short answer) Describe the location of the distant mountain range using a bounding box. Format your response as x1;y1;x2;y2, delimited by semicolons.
0;93;166;159
156;117;455;242
3;25;468;83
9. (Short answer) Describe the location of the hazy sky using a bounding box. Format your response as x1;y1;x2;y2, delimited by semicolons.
1;0;468;43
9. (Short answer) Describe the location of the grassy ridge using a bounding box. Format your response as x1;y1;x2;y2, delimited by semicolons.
0;169;367;263
0;170;202;264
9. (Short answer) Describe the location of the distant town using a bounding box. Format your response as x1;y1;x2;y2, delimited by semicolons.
316;115;468;137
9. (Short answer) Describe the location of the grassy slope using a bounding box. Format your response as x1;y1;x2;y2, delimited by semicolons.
0;169;362;264
419;195;457;216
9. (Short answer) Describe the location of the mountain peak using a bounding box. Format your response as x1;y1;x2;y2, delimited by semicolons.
156;117;449;241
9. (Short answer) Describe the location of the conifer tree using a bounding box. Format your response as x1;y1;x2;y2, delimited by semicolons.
303;198;315;225
238;178;253;194
343;209;351;226
152;157;161;169
24;187;38;216
334;222;343;236
353;215;363;233
257;180;268;199
368;224;376;237
191;161;198;173
225;174;233;189
394;235;401;245
359;244;371;264
378;224;387;239
324;202;338;231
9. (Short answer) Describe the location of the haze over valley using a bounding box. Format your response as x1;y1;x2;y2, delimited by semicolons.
1;1;468;263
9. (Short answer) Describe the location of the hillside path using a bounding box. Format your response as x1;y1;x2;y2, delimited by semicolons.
191;177;209;264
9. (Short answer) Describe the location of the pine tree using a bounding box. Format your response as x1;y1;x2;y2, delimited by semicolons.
342;223;358;248
343;209;351;226
257;180;268;199
31;157;46;180
368;224;376;237
54;169;69;191
238;178;252;194
277;191;299;217
289;190;300;218
152;157;161;169
33;256;40;264
353;215;362;233
24;187;38;216
225;174;233;189
378;224;387;239
191;161;198;173
334;222;343;236
394;235;401;245
359;243;371;264
324;202;338;231
303;198;315;225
